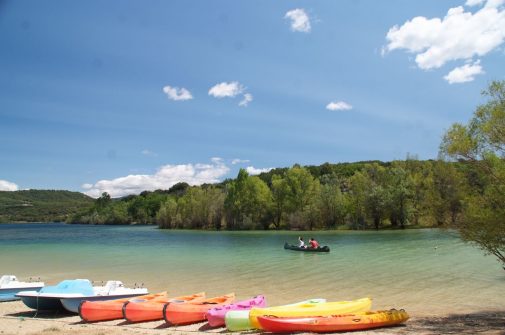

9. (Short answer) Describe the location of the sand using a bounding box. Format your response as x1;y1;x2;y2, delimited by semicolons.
0;301;504;335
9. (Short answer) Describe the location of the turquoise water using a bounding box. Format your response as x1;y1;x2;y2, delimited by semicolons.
1;223;504;315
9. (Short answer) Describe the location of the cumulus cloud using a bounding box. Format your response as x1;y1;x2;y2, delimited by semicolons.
0;179;19;191
326;101;353;111
162;85;193;101
285;8;311;33
208;81;252;107
246;166;274;175
208;82;244;98
444;60;485;83
231;158;250;165
384;0;505;74
82;158;230;198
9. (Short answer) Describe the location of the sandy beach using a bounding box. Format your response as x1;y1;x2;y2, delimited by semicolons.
1;301;504;335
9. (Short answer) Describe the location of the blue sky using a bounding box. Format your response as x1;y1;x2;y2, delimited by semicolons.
1;0;504;197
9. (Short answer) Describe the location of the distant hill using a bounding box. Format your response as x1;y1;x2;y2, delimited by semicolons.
0;190;94;223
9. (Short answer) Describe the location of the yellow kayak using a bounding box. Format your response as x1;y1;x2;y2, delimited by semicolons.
249;297;372;329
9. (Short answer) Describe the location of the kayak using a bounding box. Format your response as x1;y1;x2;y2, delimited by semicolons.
257;309;409;333
164;293;235;325
284;242;330;252
206;295;265;328
79;292;167;322
249;297;372;329
123;292;205;323
225;299;326;331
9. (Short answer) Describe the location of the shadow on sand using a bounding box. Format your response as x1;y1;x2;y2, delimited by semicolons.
380;310;505;335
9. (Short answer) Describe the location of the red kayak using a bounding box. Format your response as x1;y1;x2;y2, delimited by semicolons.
257;309;409;333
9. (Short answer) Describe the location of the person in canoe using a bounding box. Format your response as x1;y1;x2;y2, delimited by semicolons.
308;238;320;249
298;236;306;248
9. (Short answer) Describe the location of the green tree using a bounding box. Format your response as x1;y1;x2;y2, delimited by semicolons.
224;169;273;229
441;80;505;267
318;174;347;228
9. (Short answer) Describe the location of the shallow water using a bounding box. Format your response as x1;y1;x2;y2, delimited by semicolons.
1;223;503;315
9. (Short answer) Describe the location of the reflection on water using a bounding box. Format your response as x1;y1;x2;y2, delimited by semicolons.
1;223;504;315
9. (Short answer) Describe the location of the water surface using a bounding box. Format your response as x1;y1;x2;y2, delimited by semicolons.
1;223;503;315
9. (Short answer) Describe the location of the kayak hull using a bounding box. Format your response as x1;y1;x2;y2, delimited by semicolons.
206;295;265;328
225;299;326;331
257;309;409;333
250;297;372;329
123;292;204;323
79;292;167;322
164;293;235;325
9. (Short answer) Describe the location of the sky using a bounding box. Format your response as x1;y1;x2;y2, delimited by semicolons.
1;0;504;197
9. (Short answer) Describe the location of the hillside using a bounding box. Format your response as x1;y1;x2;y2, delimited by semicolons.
0;190;94;223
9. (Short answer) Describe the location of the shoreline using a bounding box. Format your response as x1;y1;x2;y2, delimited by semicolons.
1;301;505;335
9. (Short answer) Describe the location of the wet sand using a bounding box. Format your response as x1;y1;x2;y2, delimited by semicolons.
1;301;504;335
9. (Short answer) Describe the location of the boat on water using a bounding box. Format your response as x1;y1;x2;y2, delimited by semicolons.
284;242;330;252
16;279;148;313
257;309;410;333
206;295;266;328
163;293;235;325
0;275;44;302
79;291;168;322
123;292;205;323
249;297;372;329
225;298;326;331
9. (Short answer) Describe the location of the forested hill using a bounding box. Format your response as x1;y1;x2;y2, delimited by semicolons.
0;190;94;223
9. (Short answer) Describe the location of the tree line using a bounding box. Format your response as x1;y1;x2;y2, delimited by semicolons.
71;158;467;231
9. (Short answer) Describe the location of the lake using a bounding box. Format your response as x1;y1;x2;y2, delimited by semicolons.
0;223;503;315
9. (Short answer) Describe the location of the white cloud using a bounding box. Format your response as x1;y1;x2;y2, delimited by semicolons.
466;0;486;6
384;1;505;71
326;101;353;111
141;149;158;157
231;158;250;165
239;93;253;107
208;82;244;98
444;60;484;83
0;179;19;191
246;166;274;175
208;81;253;107
162;85;193;101
285;8;311;33
82;159;230;198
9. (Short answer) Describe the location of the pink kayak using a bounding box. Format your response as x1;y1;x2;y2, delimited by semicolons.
206;295;266;328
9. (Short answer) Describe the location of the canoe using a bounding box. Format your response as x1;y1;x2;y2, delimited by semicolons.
284;242;330;252
164;293;235;325
79;292;168;322
225;298;326;331
257;309;410;333
123;292;205;323
206;295;265;328
0;275;44;302
60;281;148;313
249;297;372;329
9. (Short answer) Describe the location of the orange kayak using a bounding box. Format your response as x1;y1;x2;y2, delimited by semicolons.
164;293;235;325
79;292;167;322
123;292;205;323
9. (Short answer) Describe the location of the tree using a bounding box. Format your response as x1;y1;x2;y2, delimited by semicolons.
318;174;347;228
224;169;273;229
441;80;505;268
